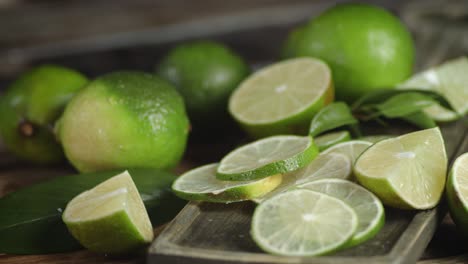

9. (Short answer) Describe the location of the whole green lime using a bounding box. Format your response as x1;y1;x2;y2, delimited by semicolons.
0;65;88;164
288;3;415;102
56;71;189;173
156;41;249;124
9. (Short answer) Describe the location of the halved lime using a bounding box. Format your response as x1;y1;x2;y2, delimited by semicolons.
315;131;351;151
229;58;334;138
62;171;153;254
251;189;358;256
217;135;319;181
446;153;468;235
172;163;282;203
360;135;393;144
298;179;384;247
398;57;468;121
354;127;447;209
321;140;372;164
253;153;351;203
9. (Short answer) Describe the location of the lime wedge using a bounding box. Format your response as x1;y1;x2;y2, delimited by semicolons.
253;153;351;203
229;58;334;138
298;179;384;247
446;153;468;235
360;135;393;144
62;171;153;254
251;189;358;256
354;127;447;209
172;163;282;203
217;135;319;181
322;140;372;164
315;131;351;151
398;57;468;121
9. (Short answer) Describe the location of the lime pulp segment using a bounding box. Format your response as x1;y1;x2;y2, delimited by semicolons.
62;171;153;253
172;163;282;203
354;127;447;209
297;179;384;247
253;153;351;203
217;135;319;181
251;189;358;256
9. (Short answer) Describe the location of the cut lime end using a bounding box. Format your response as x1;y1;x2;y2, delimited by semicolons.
253;153;351;203
354;127;447;209
229;58;333;138
298;179;384;247
398;56;468;121
251;189;358;256
322;140;372;165
63;171;153;254
217;135;319;181
447;153;468;235
172;163;282;203
315;131;351;151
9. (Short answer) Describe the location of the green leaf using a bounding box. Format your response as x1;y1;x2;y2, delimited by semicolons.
400;111;437;129
0;168;185;254
309;102;358;137
376;92;437;118
352;89;454;111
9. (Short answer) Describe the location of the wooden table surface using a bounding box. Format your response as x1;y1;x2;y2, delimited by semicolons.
1;1;468;263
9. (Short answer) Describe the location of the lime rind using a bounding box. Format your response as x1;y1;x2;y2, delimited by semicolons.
354;127;447;209
172;163;282;203
251;189;358;256
63;171;153;253
360;135;393;144
315;131;351;151
297;179;385;247
253;153;351;203
216;135;319;181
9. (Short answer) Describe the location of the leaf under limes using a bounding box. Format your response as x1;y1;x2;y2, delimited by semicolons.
400;111;437;129
376;92;437;118
0;168;185;254
309;102;358;137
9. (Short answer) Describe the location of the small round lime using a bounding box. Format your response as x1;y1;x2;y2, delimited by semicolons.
0;65;88;164
157;41;249;124
289;3;415;102
57;71;189;173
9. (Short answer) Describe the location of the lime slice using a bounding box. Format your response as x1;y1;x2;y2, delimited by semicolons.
253;153;351;203
315;131;351;151
217;135;319;181
360;135;393;144
251;189;358;256
398;57;468;121
172;163;282;203
62;171;153;254
298;179;384;247
229;58;334;138
321;140;372;164
446;153;468;235
354;127;447;209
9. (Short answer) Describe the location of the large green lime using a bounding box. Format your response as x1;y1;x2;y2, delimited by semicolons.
288;3;415;102
157;41;249;124
56;71;189;173
0;65;88;164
